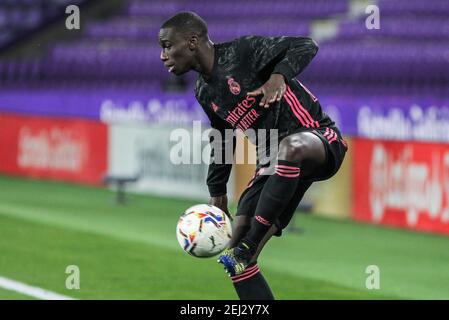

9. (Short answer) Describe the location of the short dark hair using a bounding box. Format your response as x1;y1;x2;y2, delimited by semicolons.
161;11;208;38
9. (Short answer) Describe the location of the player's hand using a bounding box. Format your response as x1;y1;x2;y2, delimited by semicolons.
209;195;233;221
247;73;286;109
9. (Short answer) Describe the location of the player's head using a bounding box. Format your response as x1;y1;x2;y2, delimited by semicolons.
158;11;209;75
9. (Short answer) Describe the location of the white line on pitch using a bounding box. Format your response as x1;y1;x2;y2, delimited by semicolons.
0;276;76;300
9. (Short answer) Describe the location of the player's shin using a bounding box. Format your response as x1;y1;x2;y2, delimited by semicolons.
243;160;301;249
230;262;274;300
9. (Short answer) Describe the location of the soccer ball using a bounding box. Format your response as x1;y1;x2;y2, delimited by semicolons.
176;204;233;258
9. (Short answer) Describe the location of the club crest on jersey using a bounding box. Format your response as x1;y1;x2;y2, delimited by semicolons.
211;102;219;112
227;77;241;95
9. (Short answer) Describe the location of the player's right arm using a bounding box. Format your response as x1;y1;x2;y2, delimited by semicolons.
196;96;235;218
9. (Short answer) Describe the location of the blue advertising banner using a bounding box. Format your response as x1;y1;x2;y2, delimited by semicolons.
0;89;208;125
1;89;449;142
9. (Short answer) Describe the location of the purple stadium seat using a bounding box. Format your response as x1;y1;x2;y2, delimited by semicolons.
1;0;448;92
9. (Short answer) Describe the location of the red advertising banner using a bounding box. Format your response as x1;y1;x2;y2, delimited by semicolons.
0;113;107;185
353;138;449;235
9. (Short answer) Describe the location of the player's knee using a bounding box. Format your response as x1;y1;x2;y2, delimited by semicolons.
278;134;308;162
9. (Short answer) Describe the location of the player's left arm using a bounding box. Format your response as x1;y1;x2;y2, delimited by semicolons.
244;36;319;108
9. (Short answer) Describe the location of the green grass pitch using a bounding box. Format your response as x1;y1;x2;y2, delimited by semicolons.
0;175;448;300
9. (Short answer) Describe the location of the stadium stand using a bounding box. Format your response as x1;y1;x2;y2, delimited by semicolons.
0;0;447;95
0;0;86;49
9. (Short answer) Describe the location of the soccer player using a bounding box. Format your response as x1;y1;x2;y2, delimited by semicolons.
159;12;347;300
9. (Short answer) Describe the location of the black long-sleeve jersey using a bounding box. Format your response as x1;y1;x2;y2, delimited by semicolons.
194;36;335;197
